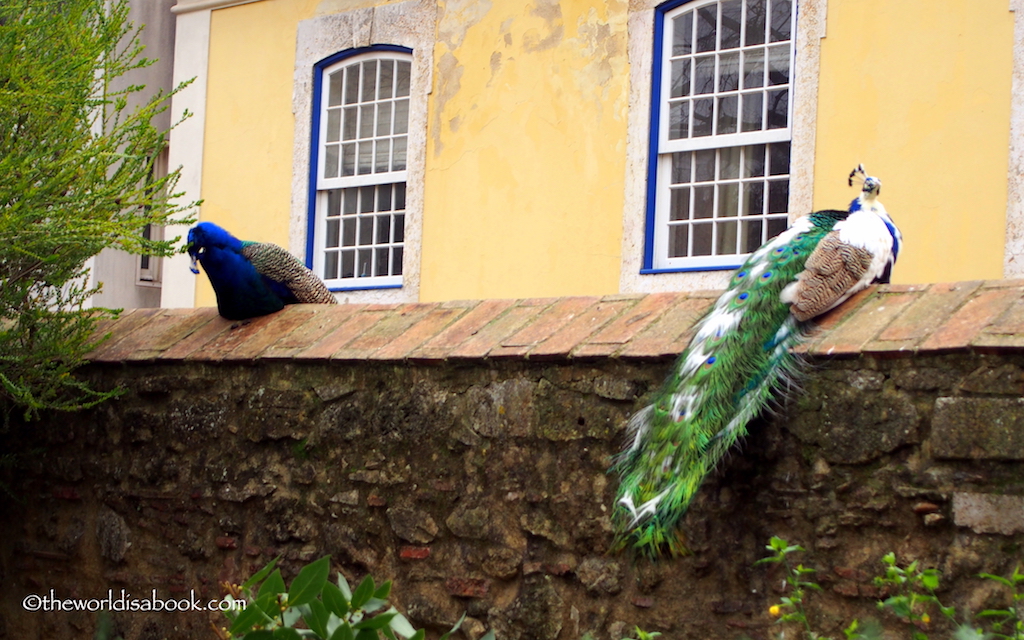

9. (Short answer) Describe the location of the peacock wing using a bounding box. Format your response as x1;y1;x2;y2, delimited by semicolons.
786;231;873;322
241;243;338;305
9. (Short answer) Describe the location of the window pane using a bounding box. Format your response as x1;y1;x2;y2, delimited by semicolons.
326;219;340;248
393;246;404;275
716;220;738;253
696;5;717;53
392;136;407;171
768;44;789;85
767;179;789;213
395;182;406;210
394;99;410;134
376;214;391;243
375;247;389;277
692;223;713;255
343;107;357;140
326;108;341;143
361;60;378;102
744;181;764;215
744;144;766;177
324;251;339;279
693;98;713;137
770;0;792;42
671;151;692;183
341;250;355;278
375;140;390;173
671;59;691;98
720;146;740;179
378;184;392;211
328;71;344;107
718;52;739;92
379;60;394;100
769;141;790;175
742;219;763;252
717;95;737;134
767;216;788;239
327;189;341;216
672;12;693;56
394;212;405;242
718;183;739;217
359;104;374;139
721;1;742;49
743;49;764;89
358;216;373;245
695;149;716;181
693;185;714;218
358;249;372;277
377;102;393;136
343;188;358;214
359;185;375;212
669;101;689;139
357;141;373;174
668;224;689;257
693;55;715;95
745;0;766;45
741;92;763;132
396;60;411;97
323;144;340;178
342;218;356;246
767;87;788;129
344;65;359;104
670;187;690;220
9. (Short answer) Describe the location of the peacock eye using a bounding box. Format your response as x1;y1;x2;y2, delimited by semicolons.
738;292;749;300
762;271;772;279
736;271;747;278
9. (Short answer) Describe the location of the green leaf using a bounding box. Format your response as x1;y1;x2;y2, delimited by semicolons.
373;581;392;600
288;556;332;608
328;621;355;640
229;601;275;635
354;612;397;631
258;570;287;603
920;569;941;591
478;632;496;640
350;576;375;611
387;612;418;639
323;582;351;618
242;632;276;640
408;631;426;640
337;573;353;601
355;629;379;640
273;628;303;640
244;557;282;591
980;573;1015;588
302;600;331;638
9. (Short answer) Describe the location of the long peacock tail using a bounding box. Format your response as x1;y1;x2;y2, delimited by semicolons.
613;209;849;557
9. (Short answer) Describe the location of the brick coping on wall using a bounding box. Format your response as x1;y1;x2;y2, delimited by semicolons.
84;280;1024;364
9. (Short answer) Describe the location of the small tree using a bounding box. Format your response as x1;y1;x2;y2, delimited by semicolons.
0;0;195;420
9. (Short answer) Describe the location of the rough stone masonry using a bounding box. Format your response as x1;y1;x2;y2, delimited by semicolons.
1;287;1023;640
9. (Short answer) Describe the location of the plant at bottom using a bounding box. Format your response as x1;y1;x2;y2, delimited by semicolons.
213;555;494;640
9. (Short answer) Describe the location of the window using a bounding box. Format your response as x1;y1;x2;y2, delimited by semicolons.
310;48;412;290
645;0;794;272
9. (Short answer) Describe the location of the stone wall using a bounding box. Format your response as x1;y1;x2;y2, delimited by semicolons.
2;287;1024;640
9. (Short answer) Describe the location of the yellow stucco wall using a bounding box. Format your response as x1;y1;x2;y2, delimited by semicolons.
418;0;630;301
198;0;320;308
812;0;1013;284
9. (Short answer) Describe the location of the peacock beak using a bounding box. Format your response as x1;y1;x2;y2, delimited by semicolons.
189;250;201;275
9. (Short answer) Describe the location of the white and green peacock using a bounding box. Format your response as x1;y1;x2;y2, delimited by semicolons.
613;166;903;557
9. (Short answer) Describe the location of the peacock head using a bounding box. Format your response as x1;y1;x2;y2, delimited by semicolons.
187;222;241;274
848;164;881;198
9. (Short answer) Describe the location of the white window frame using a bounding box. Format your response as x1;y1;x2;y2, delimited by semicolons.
311;49;412;290
647;0;796;273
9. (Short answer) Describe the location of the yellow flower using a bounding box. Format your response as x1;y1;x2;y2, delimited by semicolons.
769;605;782;617
921;614;931;625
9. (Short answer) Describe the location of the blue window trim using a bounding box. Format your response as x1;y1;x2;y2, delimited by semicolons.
306;44;413;287
643;0;690;272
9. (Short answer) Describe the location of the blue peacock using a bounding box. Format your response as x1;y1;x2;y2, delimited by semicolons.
187;221;337;320
613;165;902;557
